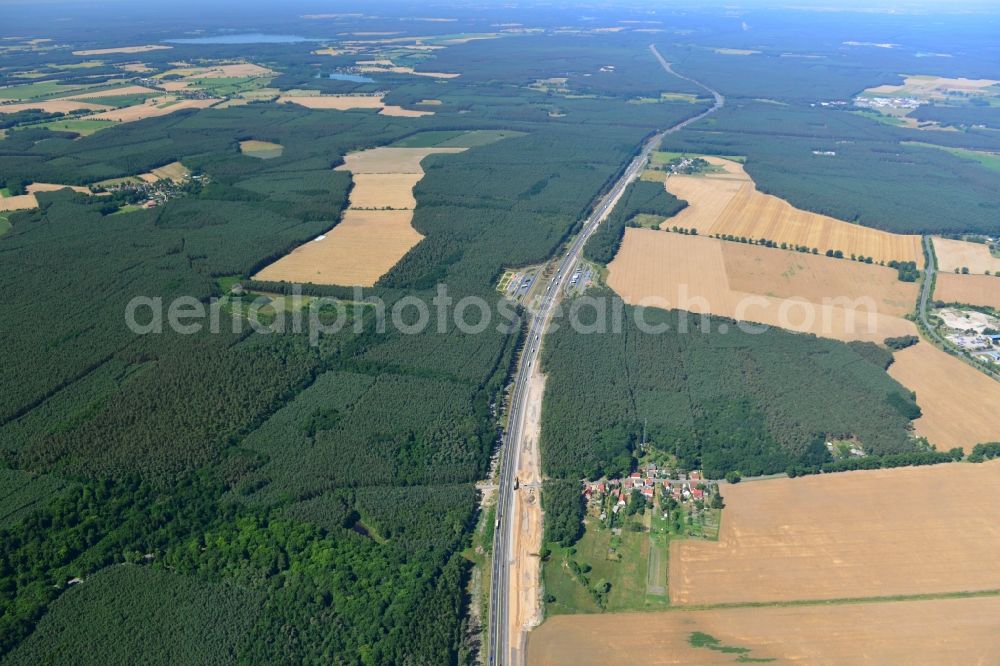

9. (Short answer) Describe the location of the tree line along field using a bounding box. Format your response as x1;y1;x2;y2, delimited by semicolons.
0;32;717;661
538;290;929;546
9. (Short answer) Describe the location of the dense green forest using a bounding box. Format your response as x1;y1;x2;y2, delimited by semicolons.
583;179;687;264
0;26;711;663
3;5;1000;661
541;293;922;480
660;99;1000;235
539;291;926;540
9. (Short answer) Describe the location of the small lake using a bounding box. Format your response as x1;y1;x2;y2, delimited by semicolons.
166;33;318;45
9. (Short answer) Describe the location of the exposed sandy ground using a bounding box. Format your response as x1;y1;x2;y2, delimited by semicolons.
159;81;191;92
0;99;109;114
658;157;922;265
932;237;1000;274
380;106;433;117
72;45;171;56
888;342;1000;451
508;368;545;666
934;272;1000;309
64;85;157;100
254;146;467;286
607;230;917;343
527;595;1000;665
90;98;218;122
669;460;1000;606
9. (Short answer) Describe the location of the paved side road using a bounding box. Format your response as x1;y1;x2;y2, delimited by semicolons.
486;45;725;666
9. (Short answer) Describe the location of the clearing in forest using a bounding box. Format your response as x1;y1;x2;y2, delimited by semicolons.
90;97;219;122
0;183;94;211
0;99;110;114
277;93;433;117
140;162;190;183
934;272;1000;309
607;230;918;343
653;156;922;265
932;237;1000;274
239;140;283;160
669;461;1000;607
887;342;1000;451
253;146;467;287
528;595;1000;665
72;44;172;56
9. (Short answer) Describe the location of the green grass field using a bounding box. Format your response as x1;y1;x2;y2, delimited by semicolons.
0;215;11;237
36;118;117;136
0;80;78;100
905;141;1000;173
82;93;158;108
189;76;272;97
544;512;670;615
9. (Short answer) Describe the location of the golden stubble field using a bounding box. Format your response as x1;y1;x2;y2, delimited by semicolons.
932;237;1000;274
90;98;218;122
656;157;922;265
277;93;433;117
934;272;1000;309
606;230;918;343
887;342;1000;451
669;460;1000;606
528;596;1000;665
253;146;467;286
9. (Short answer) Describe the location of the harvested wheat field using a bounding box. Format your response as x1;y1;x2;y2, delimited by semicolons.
932;237;1000;274
0;194;37;211
669;460;1000;607
72;45;171;56
90;98;218;122
139;162;189;183
867;75;1000;100
254;146;467;286
888;342;1000;451
659;157;922;265
0;99;109;114
278;94;386;110
528;595;1000;665
278;93;432;117
239;140;283;160
935;272;1000;309
607;230;917;343
26;183;91;195
64;85;157;100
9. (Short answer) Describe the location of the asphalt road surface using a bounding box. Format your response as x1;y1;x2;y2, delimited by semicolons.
487;45;724;666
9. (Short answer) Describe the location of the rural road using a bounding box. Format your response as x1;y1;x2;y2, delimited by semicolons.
487;45;725;666
917;235;1000;381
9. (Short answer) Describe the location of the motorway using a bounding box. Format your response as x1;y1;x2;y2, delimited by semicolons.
486;45;725;665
